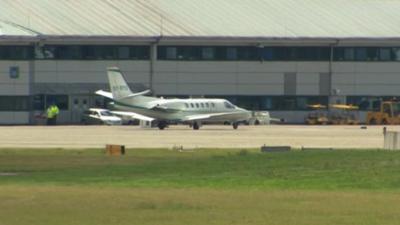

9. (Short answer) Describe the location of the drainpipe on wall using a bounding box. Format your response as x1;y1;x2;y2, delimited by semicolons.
149;38;160;95
28;56;35;125
328;40;339;109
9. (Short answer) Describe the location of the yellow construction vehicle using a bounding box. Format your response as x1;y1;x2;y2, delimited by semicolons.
366;101;400;125
305;104;329;125
329;104;359;125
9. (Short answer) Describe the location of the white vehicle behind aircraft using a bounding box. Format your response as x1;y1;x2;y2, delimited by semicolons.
96;67;251;130
81;108;122;125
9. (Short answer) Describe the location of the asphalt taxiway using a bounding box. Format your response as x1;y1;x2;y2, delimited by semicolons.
0;125;391;149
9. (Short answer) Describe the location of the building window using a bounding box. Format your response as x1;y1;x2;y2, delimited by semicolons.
393;48;400;61
0;96;29;111
0;46;33;60
117;46;130;59
45;95;69;110
82;46;96;59
97;46;118;59
231;96;328;111
366;48;379;61
344;48;355;61
166;47;177;59
297;47;330;61
130;46;150;60
379;48;392;61
37;45;149;60
201;47;215;60
57;46;83;59
355;48;367;61
33;95;45;110
226;47;238;60
158;46;400;62
40;46;57;59
178;47;201;60
334;47;355;61
237;47;259;60
263;48;273;60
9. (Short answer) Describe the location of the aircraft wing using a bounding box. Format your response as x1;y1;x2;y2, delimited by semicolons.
183;112;239;121
95;90;113;99
147;102;180;113
270;117;284;122
111;111;154;122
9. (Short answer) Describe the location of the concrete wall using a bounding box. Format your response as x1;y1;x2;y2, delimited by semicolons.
0;61;30;95
332;62;400;96
33;60;150;85
29;60;400;97
1;59;400;124
153;61;329;95
0;112;30;124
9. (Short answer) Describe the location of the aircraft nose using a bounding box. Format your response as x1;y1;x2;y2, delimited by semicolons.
239;108;252;119
245;110;252;119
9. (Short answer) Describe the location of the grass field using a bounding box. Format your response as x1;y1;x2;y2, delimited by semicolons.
1;148;400;225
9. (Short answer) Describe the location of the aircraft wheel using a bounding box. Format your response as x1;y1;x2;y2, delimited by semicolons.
158;121;167;130
193;122;200;130
233;122;239;129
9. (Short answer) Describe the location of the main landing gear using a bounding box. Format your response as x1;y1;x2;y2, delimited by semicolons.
157;121;168;130
232;122;239;129
192;122;200;130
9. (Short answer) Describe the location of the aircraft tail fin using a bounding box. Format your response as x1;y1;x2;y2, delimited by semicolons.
107;67;149;100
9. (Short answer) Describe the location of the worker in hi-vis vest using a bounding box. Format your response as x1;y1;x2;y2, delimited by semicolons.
46;103;60;125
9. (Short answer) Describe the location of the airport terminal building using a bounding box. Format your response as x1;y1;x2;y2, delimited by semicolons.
1;0;400;124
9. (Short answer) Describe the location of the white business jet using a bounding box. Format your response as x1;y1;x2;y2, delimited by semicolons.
96;67;251;130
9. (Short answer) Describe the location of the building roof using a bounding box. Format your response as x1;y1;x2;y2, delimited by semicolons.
1;0;400;41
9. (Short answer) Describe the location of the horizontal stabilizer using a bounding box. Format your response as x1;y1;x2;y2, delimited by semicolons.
112;111;154;122
95;90;113;99
121;89;151;99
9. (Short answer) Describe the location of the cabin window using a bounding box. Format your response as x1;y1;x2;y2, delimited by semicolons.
195;103;199;108
200;103;205;108
211;102;215;107
206;102;210;107
190;103;194;108
184;103;189;108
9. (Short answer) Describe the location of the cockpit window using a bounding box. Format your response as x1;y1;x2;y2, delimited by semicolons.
100;111;113;116
224;101;235;109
